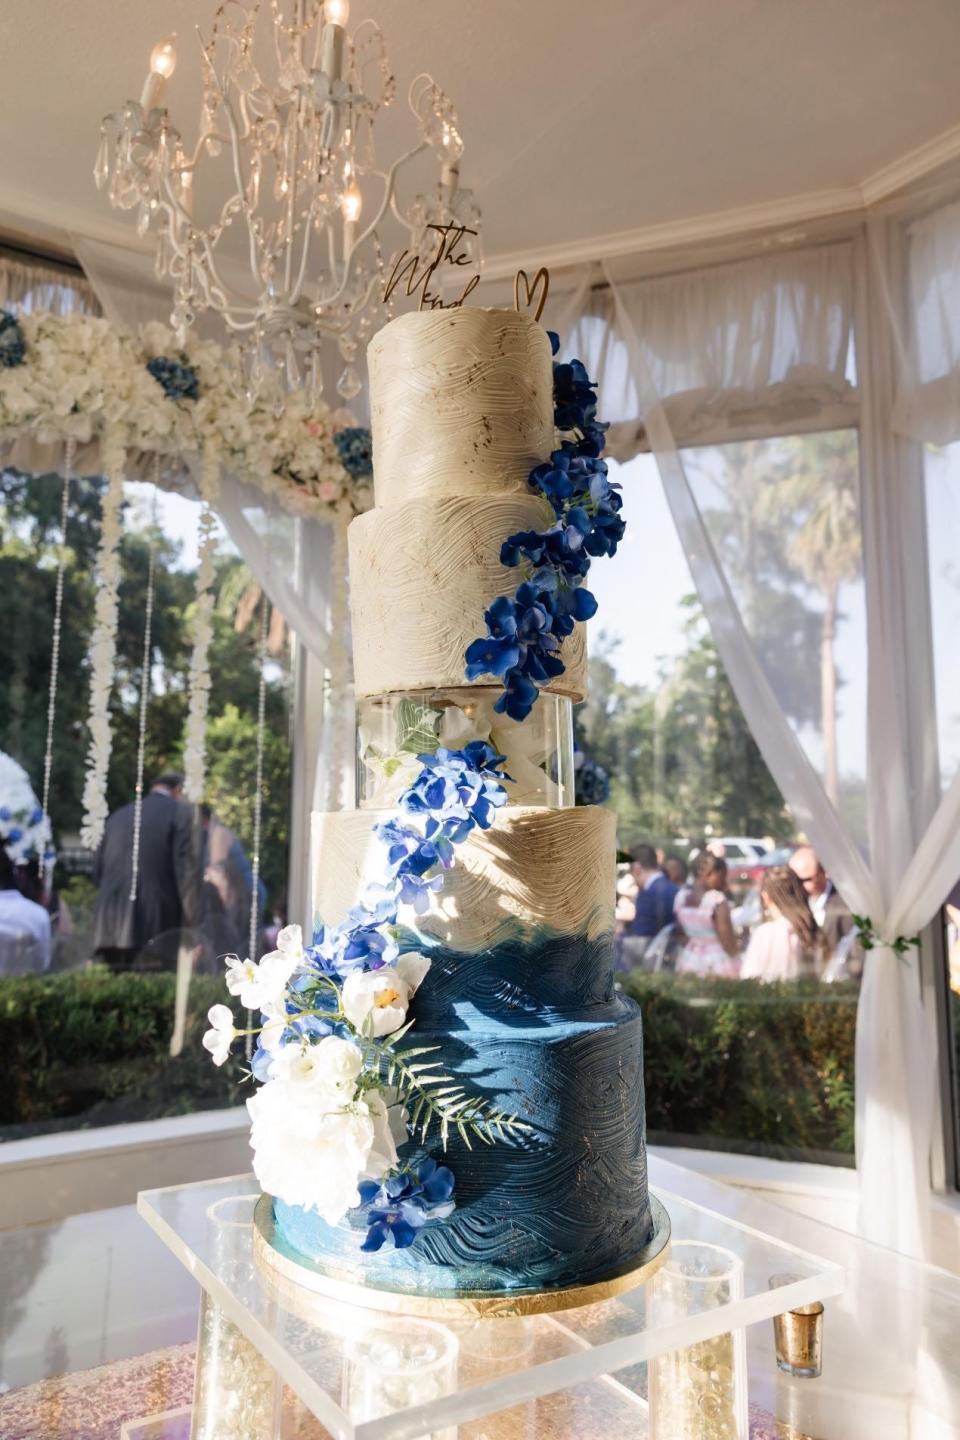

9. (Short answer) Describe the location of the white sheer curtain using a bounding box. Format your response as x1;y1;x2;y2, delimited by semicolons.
551;217;960;1258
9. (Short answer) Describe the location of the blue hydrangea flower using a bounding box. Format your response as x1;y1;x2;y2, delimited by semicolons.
146;355;200;401
0;311;26;368
334;426;374;479
575;754;610;806
358;1158;456;1252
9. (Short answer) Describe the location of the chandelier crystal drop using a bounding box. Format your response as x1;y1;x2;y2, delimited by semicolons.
95;1;480;397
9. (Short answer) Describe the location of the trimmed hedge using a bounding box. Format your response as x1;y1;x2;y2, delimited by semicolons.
624;972;857;1163
0;971;246;1139
0;970;858;1161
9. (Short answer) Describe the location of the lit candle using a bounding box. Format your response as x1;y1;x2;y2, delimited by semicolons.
141;35;177;113
341;180;362;256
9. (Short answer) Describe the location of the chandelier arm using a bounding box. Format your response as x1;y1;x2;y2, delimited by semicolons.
289;207;316;308
205;49;270;294
282;0;308;295
318;139;429;303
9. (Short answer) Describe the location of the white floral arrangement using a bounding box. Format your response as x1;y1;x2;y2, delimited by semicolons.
0;310;373;520
0;750;55;870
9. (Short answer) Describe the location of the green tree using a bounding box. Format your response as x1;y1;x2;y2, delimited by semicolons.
0;469;293;920
578;603;791;851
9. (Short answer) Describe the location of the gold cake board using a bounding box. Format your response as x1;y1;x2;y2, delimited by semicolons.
253;1192;671;1320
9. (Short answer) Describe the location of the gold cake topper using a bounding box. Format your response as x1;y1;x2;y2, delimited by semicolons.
383;227;551;328
513;266;550;323
383;224;481;311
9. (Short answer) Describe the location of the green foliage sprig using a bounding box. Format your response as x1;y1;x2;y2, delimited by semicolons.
362;1021;528;1151
851;915;921;957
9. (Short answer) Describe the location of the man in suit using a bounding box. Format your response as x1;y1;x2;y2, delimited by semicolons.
92;771;199;971
789;844;855;957
621;843;678;969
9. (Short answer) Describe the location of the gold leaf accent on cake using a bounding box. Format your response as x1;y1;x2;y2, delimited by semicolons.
312;806;615;950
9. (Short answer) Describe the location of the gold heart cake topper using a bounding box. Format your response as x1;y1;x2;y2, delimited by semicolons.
514;266;550;323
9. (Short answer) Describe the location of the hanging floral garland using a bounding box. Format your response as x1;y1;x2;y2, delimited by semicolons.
0;311;373;520
79;427;125;849
183;440;221;802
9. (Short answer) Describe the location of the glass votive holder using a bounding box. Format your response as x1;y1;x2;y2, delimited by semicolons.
769;1273;824;1379
342;1314;459;1439
648;1241;749;1440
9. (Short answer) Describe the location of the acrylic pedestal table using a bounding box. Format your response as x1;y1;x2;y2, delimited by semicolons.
134;1172;843;1440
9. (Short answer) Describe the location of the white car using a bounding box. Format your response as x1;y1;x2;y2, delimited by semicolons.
708;837;771;862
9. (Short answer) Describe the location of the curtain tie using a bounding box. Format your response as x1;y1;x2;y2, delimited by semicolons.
852;915;921;957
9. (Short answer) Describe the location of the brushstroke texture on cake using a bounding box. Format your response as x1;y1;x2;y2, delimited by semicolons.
279;306;653;1297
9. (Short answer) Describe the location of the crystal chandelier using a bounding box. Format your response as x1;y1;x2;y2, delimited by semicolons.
94;0;480;400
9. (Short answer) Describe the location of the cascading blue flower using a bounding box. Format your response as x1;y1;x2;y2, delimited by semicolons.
463;331;621;720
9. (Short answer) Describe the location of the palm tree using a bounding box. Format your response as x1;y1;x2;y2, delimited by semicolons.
775;431;861;807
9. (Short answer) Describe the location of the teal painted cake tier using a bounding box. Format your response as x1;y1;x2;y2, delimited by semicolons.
274;931;654;1297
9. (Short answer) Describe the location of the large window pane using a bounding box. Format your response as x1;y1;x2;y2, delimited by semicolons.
926;440;960;1177
581;453;859;1165
0;472;293;1139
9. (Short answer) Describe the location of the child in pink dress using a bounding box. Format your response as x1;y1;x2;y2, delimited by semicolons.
674;854;740;978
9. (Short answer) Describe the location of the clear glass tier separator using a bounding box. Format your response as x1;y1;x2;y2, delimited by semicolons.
138;1175;844;1440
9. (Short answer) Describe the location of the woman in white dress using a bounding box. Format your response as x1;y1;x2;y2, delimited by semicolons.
741;865;824;982
674;854;740;978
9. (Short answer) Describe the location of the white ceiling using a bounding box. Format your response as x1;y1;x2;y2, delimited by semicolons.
1;0;959;266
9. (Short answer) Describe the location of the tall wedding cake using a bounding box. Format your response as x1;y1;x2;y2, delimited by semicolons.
269;308;658;1301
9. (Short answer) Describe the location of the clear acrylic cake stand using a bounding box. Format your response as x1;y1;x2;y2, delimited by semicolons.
134;1172;843;1440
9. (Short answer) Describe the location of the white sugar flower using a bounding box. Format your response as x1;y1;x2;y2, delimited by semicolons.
227;924;305;1016
364;1090;407;1179
268;1035;363;1099
202;1004;237;1067
224;955;261;1008
341;954;431;1037
247;1077;381;1223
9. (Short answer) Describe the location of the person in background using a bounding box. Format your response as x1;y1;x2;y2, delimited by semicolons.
663;855;689;903
788;845;854;955
741;865;824;981
0;842;51;973
674;852;740;978
620;843;678;969
93;770;199;971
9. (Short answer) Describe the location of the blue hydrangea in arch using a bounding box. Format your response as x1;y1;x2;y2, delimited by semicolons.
146;354;200;402
0;311;26;368
334;426;374;480
464;329;623;720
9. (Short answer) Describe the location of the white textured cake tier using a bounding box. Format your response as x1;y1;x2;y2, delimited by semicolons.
311;804;615;950
348;493;587;701
367;308;555;507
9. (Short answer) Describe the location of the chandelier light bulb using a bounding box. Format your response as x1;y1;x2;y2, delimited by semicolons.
340;182;363;224
150;36;178;80
325;0;350;26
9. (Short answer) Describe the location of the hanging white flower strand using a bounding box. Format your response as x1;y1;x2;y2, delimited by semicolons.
39;437;75;879
245;596;271;1060
129;477;159;903
183;439;220;802
80;428;125;849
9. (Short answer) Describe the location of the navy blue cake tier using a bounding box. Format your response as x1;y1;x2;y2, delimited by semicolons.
274;925;655;1297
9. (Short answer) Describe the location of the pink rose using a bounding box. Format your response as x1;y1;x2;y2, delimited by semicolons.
318;480;339;502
